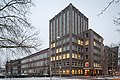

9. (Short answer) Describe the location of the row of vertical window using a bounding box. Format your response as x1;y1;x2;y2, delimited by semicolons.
51;53;70;61
51;53;83;61
21;53;48;64
72;10;88;35
52;69;83;75
50;10;70;41
51;37;69;48
94;63;101;68
72;69;83;74
72;38;89;46
51;61;83;67
22;68;48;74
21;60;48;68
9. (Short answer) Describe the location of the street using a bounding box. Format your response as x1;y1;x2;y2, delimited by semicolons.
0;76;120;80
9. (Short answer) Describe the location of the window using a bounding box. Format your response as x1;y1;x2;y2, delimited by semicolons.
75;70;77;74
72;62;74;66
56;63;58;67
81;70;83;74
75;12;77;34
53;43;55;48
59;62;61;66
78;40;81;44
53;56;55;61
63;13;66;35
59;16;62;37
51;57;52;61
56;56;59;60
85;33;88;37
66;70;70;74
66;53;70;58
75;54;77;59
63;62;66;66
94;41;96;46
85;40;89;45
56;49;59;53
63;70;65;74
81;48;83;53
63;54;66;59
78;69;81;74
72;10;74;34
59;55;62;60
59;48;62;52
67;10;69;34
72;70;74;74
81;63;83;67
81;40;83;45
78;54;80;59
78;40;83;45
86;55;88;59
75;62;77;66
72;53;75;58
66;62;69;66
85;47;89;52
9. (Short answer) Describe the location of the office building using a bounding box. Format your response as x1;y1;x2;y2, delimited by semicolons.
104;46;119;75
49;3;104;76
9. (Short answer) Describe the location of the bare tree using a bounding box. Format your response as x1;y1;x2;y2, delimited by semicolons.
0;0;42;55
98;0;120;27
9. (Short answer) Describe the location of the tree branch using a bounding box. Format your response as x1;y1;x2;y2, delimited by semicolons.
98;0;115;17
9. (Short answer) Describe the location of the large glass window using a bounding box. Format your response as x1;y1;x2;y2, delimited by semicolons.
63;13;66;36
67;10;69;34
72;10;74;33
53;20;55;40
81;17;83;32
59;16;62;37
50;22;52;41
56;18;58;37
75;12;77;34
78;15;80;34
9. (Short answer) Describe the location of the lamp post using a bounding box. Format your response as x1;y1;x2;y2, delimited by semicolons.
59;66;61;80
50;48;52;80
57;36;61;80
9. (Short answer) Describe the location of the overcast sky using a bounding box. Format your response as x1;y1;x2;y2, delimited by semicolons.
30;0;120;50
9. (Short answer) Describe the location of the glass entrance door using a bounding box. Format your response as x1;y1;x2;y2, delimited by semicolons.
85;69;89;76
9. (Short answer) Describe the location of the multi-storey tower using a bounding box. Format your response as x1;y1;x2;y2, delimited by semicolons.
49;3;88;76
49;3;104;76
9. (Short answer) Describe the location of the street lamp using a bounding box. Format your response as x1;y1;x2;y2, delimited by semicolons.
49;48;52;80
59;66;61;80
57;36;62;80
50;36;61;80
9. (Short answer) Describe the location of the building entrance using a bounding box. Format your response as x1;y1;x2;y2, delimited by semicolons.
85;69;90;76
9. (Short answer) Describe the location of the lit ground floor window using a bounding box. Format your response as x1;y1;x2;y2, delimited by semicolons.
72;69;83;75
